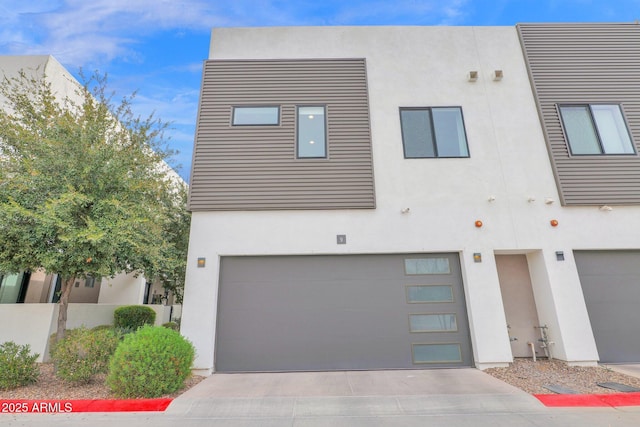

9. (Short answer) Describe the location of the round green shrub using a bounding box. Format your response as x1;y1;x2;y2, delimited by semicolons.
107;325;194;398
113;305;156;330
50;327;120;384
0;341;40;390
162;321;180;331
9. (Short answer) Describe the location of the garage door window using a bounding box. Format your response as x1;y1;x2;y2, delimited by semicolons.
412;343;462;364
409;314;458;332
404;258;450;275
406;285;454;303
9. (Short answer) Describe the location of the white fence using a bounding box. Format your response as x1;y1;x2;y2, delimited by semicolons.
0;303;174;362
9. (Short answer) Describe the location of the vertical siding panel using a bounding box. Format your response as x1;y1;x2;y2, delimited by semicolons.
518;23;640;205
188;59;375;211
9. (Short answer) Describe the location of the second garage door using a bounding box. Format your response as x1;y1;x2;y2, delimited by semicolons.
575;250;640;363
215;253;472;372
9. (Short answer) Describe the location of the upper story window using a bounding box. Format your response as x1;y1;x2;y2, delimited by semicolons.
400;107;469;158
297;106;327;158
558;104;635;155
232;106;280;126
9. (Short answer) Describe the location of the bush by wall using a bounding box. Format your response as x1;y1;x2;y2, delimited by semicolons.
50;327;120;384
113;305;156;330
162;321;180;331
107;325;194;398
0;341;40;390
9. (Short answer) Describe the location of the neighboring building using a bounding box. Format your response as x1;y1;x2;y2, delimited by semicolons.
180;23;640;375
0;55;178;307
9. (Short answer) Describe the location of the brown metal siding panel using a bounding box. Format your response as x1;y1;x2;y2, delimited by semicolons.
518;23;640;205
188;59;375;211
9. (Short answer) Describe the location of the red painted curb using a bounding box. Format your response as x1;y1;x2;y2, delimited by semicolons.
1;398;173;413
535;392;640;407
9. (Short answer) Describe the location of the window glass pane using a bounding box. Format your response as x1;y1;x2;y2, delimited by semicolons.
297;106;326;158
592;105;634;154
0;273;23;304
400;109;435;158
432;108;469;157
559;106;601;154
407;285;454;303
410;314;458;332
412;343;462;363
404;258;450;275
233;107;279;125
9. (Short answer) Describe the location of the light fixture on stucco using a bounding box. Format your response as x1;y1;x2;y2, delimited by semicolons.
550;219;559;227
493;70;503;81
599;205;613;212
475;220;483;228
468;71;478;82
544;198;554;205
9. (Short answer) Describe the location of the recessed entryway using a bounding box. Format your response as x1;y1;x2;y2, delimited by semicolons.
496;255;542;358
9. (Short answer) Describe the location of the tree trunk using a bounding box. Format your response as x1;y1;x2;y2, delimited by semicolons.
55;276;76;343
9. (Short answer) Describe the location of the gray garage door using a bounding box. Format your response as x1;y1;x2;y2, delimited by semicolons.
575;250;640;363
216;253;472;372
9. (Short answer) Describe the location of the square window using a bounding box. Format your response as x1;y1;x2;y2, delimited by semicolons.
400;107;469;158
232;106;280;126
558;104;635;155
297;106;326;158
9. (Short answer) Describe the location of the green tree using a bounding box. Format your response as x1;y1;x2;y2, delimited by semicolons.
0;69;188;342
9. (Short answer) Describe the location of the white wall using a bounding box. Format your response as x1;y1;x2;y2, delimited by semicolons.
0;303;173;362
182;26;624;372
98;273;146;304
0;304;57;362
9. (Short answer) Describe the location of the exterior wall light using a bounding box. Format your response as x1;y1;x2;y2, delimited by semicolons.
468;71;478;82
555;251;565;261
473;253;482;263
550;219;559;227
493;70;503;81
197;257;206;268
475;220;483;228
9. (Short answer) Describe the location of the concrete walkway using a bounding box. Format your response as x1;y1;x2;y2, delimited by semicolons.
605;364;640;379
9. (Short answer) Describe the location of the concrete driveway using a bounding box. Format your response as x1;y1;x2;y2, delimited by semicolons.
7;368;640;426
166;368;542;418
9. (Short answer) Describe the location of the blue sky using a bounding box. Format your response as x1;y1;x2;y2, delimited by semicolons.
1;0;639;182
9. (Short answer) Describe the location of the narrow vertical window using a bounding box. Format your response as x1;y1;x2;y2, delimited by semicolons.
297;106;326;158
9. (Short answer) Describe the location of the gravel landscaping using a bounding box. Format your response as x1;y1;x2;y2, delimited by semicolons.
484;358;640;394
3;359;640;399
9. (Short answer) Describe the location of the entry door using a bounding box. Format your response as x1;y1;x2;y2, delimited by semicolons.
496;255;541;358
